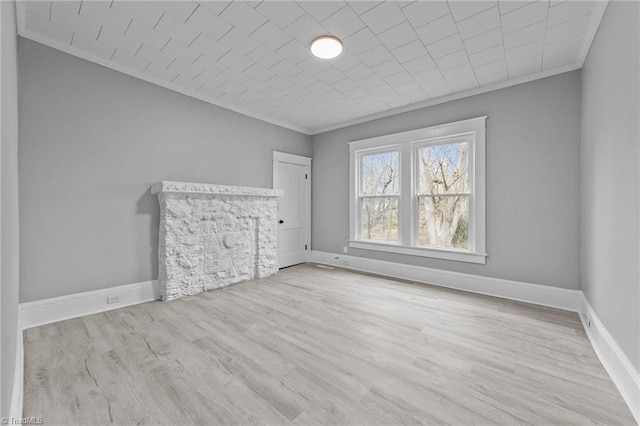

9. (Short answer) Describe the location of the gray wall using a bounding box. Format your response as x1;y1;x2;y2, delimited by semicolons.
581;1;639;370
1;0;20;417
312;71;581;290
18;39;312;303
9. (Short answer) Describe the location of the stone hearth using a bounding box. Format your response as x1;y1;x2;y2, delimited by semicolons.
151;181;282;301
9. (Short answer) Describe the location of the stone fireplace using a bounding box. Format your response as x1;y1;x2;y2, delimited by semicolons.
151;181;282;301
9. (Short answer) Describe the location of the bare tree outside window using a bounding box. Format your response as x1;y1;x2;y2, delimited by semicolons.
417;142;470;249
360;151;399;242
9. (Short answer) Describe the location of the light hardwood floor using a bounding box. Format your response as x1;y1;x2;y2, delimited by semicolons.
24;264;635;425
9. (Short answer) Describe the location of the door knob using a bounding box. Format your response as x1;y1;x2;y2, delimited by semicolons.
279;220;284;224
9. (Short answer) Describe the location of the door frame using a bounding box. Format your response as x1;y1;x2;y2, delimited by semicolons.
272;151;312;266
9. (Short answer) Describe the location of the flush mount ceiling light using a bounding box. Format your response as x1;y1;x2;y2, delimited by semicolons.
310;35;343;59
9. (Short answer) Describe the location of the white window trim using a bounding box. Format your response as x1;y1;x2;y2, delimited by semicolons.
349;116;487;264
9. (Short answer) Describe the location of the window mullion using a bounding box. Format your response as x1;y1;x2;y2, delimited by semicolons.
400;142;413;246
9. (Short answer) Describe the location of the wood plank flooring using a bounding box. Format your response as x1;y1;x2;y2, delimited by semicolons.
24;264;635;425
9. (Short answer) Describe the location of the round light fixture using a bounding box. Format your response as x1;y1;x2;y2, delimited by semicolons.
310;35;343;59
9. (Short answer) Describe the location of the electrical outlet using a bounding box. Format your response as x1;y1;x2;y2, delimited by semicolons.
106;295;122;305
343;246;348;254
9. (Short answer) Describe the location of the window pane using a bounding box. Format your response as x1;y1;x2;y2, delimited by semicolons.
361;151;399;196
418;142;469;195
361;197;399;242
418;195;469;249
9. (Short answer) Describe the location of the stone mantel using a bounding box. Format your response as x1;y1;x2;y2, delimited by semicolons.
151;181;282;301
151;181;282;197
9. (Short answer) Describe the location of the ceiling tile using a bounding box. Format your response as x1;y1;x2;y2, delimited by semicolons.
545;15;590;45
359;2;406;34
469;44;504;66
51;2;100;39
185;5;232;41
256;1;305;29
155;13;199;45
392;39;428;63
456;7;500;40
416;14;457;46
359;44;394;67
427;34;464;58
498;1;534;16
112;49;149;72
18;0;603;132
199;1;231;16
501;1;548;33
448;1;496;22
463;27;502;54
372;59;404;77
503;21;546;50
297;1;346;22
145;61;179;81
547;1;595;27
271;60;303;78
342;63;374;80
242;63;276;82
136;44;175;68
219;1;267;34
378;22;418;50
285;14;328;44
474;59;507;77
402;55;437;74
79;1;130;33
276;39;309;64
218;49;255;72
219;27;260;55
98;26;141;56
251;22;292;50
477;69;508;85
126;20;170;51
321;6;366;39
112;1;163;28
247;44;282;68
192;54;227;74
154;1;199;22
189;33;229;60
72;31;115;61
436;50;470;70
298;56;331;74
507;55;541;78
166;59;201;80
330;50;362;71
348;1;379;15
505;39;543;63
402;1;450;29
344;27;380;54
162;39;200;64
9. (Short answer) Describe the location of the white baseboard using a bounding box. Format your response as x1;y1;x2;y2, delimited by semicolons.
579;294;640;424
19;280;160;330
310;251;580;312
9;328;23;420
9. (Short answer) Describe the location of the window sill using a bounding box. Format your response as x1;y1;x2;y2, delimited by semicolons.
348;240;487;264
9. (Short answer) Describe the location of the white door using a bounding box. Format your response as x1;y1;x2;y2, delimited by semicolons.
273;152;311;268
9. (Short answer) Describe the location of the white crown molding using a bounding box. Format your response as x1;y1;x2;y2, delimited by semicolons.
16;29;312;135
310;251;580;312
577;0;610;67
579;294;640;424
309;63;580;135
19;279;160;330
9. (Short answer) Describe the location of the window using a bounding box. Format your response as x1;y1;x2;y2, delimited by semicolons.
349;117;487;264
